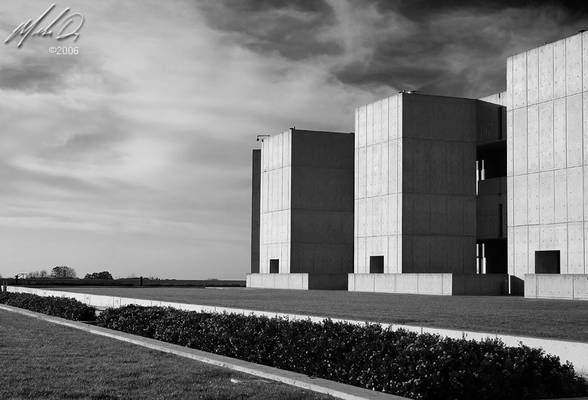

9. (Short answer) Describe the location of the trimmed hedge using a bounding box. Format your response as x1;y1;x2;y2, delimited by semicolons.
98;306;586;400
0;292;96;321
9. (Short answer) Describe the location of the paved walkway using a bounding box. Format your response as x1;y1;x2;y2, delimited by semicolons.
44;286;588;341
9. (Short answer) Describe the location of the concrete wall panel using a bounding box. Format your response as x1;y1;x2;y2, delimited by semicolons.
554;98;567;169
538;102;554;171
528;225;540;272
380;142;389;195
388;95;399;140
540;224;555;250
527;105;539;173
507;111;513;176
507;226;515;276
357;146;366;198
527;173;540;224
574;275;588;299
373;100;382;144
358;106;366;148
585;223;588;274
356;237;366;273
553;39;566;99
554;168;567;223
430;195;448;235
387;194;399;235
584;32;588;93
366;103;373;146
513;108;528;175
566;34;583;96
527;48;539;105
538;43;554;102
506;56;513;109
555;223;568;273
568;222;584;274
514;226;529;277
567;166;583;222
507;176;514;226
366;145;375;197
388;140;398;193
512;53;527;109
380;98;390;142
387;235;400;273
567;93;583;167
513;174;528;225
537;274;574;299
374;273;396;292
584;166;588;224
584;94;588;164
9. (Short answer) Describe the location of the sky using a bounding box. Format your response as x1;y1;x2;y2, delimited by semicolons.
1;0;587;279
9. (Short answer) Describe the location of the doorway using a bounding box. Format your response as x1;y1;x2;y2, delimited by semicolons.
269;259;279;273
535;251;560;274
369;256;384;273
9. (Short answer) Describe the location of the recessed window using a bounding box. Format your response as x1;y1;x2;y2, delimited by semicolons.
535;251;560;274
369;256;384;273
269;259;279;274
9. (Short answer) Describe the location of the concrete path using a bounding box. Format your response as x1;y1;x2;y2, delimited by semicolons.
0;304;408;400
6;286;588;377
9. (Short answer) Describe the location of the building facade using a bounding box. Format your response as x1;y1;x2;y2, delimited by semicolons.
348;93;507;295
505;32;588;299
248;128;354;290
248;32;588;299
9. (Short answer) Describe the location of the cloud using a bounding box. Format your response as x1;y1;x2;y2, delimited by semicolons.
197;0;588;97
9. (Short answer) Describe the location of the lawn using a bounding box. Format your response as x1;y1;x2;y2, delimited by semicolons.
50;286;588;342
0;309;332;400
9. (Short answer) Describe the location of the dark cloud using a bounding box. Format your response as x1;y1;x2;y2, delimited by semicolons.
0;54;83;92
197;0;340;60
197;0;588;98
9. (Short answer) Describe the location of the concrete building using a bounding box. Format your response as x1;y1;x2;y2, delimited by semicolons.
248;32;588;299
504;31;588;300
247;128;354;290
347;93;508;295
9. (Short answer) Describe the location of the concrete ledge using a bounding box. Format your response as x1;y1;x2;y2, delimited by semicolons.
0;304;407;400
247;273;348;290
525;274;588;300
6;286;588;377
348;273;507;296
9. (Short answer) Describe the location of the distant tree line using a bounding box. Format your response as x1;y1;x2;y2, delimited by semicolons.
50;266;77;279
84;271;113;280
12;268;160;281
15;267;115;280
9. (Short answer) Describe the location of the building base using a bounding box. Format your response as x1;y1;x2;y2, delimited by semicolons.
246;273;348;290
348;273;508;296
524;274;588;300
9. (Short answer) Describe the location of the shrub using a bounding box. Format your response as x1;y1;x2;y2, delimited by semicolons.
0;292;96;321
98;306;586;400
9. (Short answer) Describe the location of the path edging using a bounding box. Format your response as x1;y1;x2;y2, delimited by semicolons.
5;285;588;377
0;304;408;400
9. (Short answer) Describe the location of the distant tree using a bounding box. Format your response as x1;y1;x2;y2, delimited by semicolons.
24;270;49;279
51;266;77;279
84;271;113;280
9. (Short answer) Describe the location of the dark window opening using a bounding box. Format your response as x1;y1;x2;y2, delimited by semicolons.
370;256;384;273
535;251;560;274
269;259;279;274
